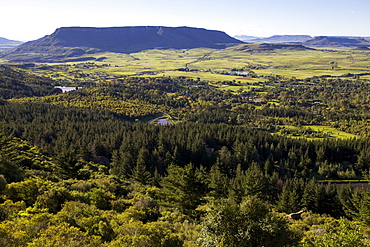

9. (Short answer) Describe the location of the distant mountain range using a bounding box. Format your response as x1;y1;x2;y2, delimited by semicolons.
234;35;370;47
1;27;369;63
3;26;243;62
233;35;260;41
303;36;370;47
0;37;23;48
238;35;313;43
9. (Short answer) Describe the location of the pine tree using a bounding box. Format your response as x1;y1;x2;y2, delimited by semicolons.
228;164;246;203
160;163;207;217
131;162;152;185
54;148;81;179
208;164;228;199
243;162;269;200
339;186;370;224
276;178;303;213
109;144;134;179
301;178;326;213
131;147;152;184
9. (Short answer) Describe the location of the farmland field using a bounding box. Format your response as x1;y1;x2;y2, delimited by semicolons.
11;45;368;83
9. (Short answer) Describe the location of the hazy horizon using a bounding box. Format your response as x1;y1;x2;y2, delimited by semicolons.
2;0;369;41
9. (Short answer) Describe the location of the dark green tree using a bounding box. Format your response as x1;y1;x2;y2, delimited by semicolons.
276;178;305;213
229;163;269;203
131;163;152;185
339;186;370;225
208;164;228;199
54;148;82;179
160;163;208;217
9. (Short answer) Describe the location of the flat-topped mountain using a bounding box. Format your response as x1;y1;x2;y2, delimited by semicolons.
303;36;370;47
3;26;244;62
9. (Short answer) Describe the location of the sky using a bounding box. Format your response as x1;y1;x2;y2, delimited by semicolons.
1;0;369;41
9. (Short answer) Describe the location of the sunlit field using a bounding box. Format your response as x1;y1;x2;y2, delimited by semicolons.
4;45;369;83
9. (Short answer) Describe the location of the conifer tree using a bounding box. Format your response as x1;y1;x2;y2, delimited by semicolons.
276;178;304;213
131;163;152;185
160;163;207;217
208;164;228;199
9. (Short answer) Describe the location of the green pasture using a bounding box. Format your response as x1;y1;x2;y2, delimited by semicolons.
303;125;358;139
276;124;358;140
2;45;369;82
127;47;370;80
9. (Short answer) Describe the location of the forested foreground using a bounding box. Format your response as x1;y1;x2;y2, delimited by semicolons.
0;65;370;246
1;104;370;246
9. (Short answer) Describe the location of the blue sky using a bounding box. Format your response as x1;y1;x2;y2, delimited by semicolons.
1;0;369;41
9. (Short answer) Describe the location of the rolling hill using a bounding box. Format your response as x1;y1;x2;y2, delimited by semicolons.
2;26;244;62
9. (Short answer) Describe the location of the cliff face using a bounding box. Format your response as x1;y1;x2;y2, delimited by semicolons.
3;26;243;62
